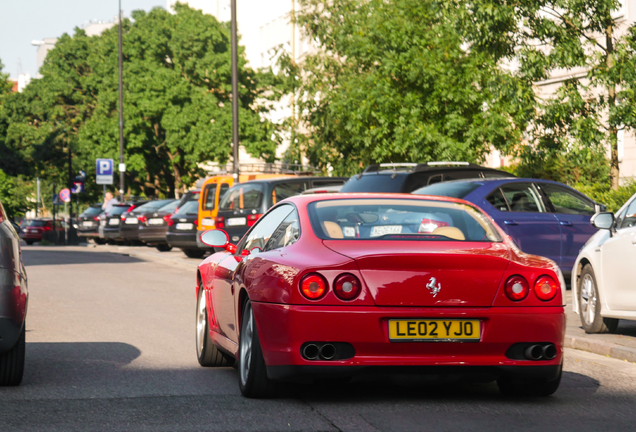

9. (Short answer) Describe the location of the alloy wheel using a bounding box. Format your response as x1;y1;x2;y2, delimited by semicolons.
580;274;596;326
240;304;254;387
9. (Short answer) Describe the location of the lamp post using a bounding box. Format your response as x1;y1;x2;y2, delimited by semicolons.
231;0;240;183
118;0;125;198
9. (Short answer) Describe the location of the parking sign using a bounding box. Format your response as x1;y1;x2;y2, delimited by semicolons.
96;159;114;185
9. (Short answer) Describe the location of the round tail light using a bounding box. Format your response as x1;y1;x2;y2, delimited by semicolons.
534;276;559;301
300;274;327;300
504;275;529;301
333;273;362;300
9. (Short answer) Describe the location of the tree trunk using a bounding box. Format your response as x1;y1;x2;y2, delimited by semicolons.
606;23;620;190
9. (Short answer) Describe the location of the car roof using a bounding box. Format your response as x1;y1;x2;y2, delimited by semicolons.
282;192;472;208
230;177;344;186
359;162;510;175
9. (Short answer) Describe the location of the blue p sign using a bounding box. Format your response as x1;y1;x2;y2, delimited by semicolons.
97;159;114;175
96;159;114;185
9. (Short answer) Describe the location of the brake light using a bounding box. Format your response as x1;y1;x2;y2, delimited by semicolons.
215;217;225;229
127;205;136;212
193;219;198;226
93;216;100;221
138;215;147;224
418;218;450;233
504;275;529;301
167;217;175;227
300;273;328;300
534;276;559;301
247;214;262;227
333;273;362;300
162;214;172;222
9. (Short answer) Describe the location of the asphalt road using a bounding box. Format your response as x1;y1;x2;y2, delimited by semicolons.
2;246;636;431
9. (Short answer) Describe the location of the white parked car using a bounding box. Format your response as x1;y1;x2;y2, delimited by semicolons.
572;194;636;333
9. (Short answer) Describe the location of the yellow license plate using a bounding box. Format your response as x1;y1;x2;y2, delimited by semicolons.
389;319;480;342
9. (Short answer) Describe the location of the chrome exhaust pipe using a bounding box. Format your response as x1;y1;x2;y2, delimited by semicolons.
302;344;320;360
542;344;557;360
524;344;544;361
319;343;337;360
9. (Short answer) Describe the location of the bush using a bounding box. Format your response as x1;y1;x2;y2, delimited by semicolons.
574;182;636;213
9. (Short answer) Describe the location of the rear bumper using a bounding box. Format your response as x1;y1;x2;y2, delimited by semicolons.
103;227;122;240
138;226;168;244
166;232;197;248
251;303;565;379
120;226;139;240
20;232;43;240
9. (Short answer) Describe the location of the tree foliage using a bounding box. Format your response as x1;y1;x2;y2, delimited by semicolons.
0;4;278;200
280;0;529;175
459;0;636;189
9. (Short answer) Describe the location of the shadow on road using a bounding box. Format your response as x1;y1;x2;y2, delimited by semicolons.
281;370;599;402
22;249;144;266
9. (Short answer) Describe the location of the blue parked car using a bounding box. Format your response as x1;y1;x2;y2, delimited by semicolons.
413;178;604;278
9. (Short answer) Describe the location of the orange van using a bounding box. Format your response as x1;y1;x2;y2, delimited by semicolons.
196;174;296;250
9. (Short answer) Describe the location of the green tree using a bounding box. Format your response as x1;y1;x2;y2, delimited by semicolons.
460;0;636;190
1;4;279;200
280;0;528;175
0;169;33;219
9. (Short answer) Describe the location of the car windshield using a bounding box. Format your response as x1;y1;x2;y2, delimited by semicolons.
340;174;407;193
175;200;199;215
308;198;501;242
82;206;103;216
158;200;179;213
413;182;483;199
219;183;264;211
135;199;175;213
26;220;47;227
108;206;130;216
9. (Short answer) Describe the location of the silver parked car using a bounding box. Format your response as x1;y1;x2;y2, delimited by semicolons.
0;199;28;385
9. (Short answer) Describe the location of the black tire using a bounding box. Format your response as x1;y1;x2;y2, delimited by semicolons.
497;364;562;397
0;325;25;386
25;240;34;246
578;264;618;333
196;286;233;367
238;300;272;398
183;249;206;259
155;244;172;252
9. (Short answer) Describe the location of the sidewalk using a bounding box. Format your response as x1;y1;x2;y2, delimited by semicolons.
565;291;636;363
94;243;202;272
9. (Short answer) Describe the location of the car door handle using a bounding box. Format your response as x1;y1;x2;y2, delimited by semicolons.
503;220;518;226
560;221;573;227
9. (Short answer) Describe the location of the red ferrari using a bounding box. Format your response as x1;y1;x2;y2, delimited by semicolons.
196;194;565;398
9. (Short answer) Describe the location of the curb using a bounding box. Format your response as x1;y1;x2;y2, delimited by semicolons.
565;335;636;363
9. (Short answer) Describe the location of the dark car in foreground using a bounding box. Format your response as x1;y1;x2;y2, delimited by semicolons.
166;199;204;258
119;199;177;244
215;177;347;244
340;162;513;194
0;199;28;386
413;178;603;278
77;204;104;244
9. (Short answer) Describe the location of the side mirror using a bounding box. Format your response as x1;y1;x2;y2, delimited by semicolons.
591;212;615;230
200;229;237;253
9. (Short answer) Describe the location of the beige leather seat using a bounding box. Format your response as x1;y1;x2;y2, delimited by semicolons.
431;226;465;241
322;221;344;239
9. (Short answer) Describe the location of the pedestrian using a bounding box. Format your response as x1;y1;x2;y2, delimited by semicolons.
102;192;119;213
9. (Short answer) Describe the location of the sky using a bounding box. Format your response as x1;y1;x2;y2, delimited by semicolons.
0;0;166;80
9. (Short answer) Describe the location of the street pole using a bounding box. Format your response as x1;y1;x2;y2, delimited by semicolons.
118;0;125;198
36;177;40;217
231;0;240;184
67;136;73;245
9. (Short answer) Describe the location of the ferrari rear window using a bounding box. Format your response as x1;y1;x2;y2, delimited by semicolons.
308;199;501;242
219;183;264;211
